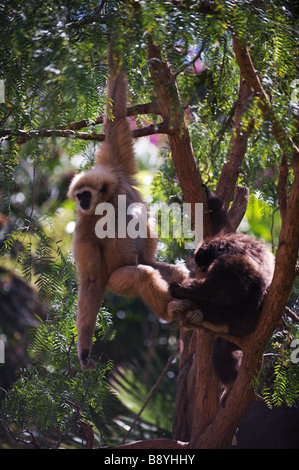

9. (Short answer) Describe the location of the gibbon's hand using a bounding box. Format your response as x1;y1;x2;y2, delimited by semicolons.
79;349;96;371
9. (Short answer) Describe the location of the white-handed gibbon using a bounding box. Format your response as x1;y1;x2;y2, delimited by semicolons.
168;232;275;402
68;45;189;370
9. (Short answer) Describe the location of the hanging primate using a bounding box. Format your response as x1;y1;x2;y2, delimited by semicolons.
68;42;189;370
169;190;275;403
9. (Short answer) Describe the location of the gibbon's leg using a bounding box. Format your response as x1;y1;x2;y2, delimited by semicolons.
212;337;243;406
75;245;107;370
108;264;177;322
150;261;190;285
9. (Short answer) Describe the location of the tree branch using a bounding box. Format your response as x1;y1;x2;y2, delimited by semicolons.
227;186;249;232
63;102;161;131
278;153;288;223
0;121;170;146
0;101;163;145
216;76;254;211
112;438;189;450
231;33;299;168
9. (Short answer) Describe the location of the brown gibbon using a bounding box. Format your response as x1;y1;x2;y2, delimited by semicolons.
68;47;189;370
168;232;275;402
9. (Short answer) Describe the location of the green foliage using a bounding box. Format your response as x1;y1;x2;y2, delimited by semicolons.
0;248;118;449
0;0;299;449
256;318;299;408
111;353;178;438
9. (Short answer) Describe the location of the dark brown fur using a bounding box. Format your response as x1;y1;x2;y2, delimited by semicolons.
169;233;274;336
169;233;275;403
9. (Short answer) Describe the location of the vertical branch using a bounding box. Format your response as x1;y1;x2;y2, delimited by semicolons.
216;75;254;211
227;186;249;232
278;153;288;223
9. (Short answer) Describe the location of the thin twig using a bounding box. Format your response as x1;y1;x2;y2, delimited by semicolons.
120;343;180;445
174;37;206;77
284;306;299;324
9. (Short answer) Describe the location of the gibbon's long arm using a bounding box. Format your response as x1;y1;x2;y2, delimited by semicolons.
95;42;137;179
74;239;107;370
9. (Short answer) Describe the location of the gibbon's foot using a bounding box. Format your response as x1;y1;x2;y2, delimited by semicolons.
181;309;204;329
219;383;233;407
167;300;204;329
167;299;193;316
79;348;96;371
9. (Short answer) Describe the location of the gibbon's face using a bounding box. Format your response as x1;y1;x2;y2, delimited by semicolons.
74;184;111;215
68;166;118;216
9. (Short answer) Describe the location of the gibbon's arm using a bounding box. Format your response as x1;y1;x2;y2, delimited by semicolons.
95;41;137;178
74;238;107;370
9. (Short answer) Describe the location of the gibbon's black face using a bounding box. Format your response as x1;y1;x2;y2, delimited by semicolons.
74;182;113;214
76;190;92;210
